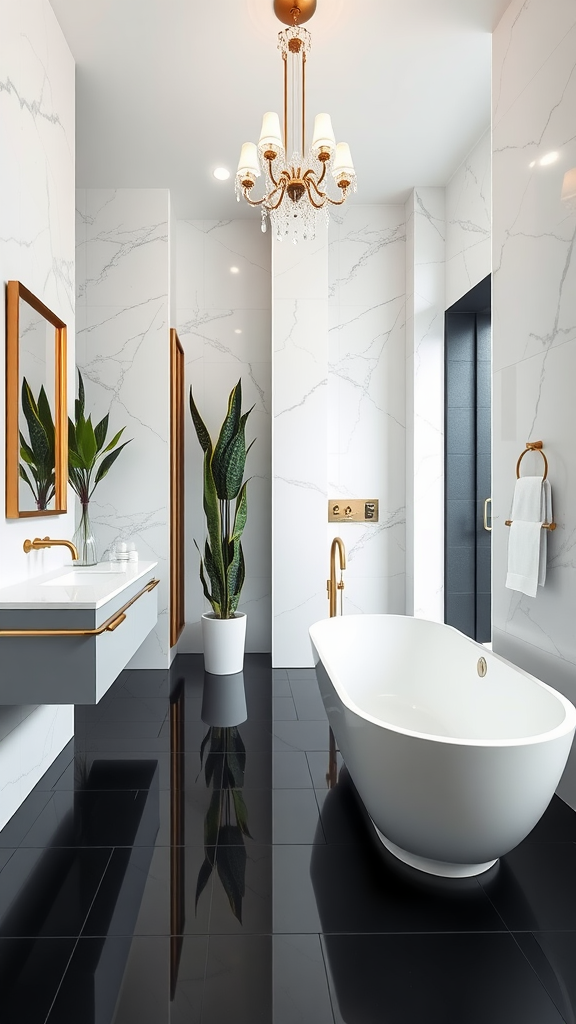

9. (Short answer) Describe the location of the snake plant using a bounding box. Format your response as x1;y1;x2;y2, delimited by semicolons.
189;379;254;619
19;378;56;510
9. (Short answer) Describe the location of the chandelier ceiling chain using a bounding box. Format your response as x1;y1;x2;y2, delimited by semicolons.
235;1;356;243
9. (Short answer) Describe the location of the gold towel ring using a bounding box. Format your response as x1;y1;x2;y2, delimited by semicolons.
516;440;548;481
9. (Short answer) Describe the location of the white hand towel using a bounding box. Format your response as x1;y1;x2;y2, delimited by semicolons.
505;476;553;597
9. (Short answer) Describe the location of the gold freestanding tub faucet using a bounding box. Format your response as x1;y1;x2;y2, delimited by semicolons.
327;536;346;618
23;537;79;561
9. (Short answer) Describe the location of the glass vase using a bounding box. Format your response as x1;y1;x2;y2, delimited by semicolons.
73;502;97;566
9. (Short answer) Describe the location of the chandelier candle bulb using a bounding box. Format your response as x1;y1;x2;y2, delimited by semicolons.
311;113;336;155
237;142;261;182
332;142;355;185
258;112;283;156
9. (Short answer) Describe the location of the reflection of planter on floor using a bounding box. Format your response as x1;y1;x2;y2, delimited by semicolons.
195;724;251;923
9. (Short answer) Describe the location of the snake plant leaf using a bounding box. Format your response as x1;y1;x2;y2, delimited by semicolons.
37;387;55;454
204;750;221;787
19;463;35;493
203;452;226;603
226;539;242;609
205;788;222;848
189;387;213;455
21;378;50;469
93;439;131;489
232;789;253;839
76;369;85;421
94;413;109;452
215;832;246;923
212;380;242;496
222;408;254;499
19;433;35;465
199;726;212;769
229;545;245;615
231;482;248;542
199;555;220;616
101;426;126;455
225;750;245;789
195;856;215;913
204;539;222;606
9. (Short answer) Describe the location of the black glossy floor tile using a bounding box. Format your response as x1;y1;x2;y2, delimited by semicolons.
272;670;291;696
185;719;273;754
315;771;369;844
523;794;576;842
208;843;272;934
306;750;343;790
274;934;334;1024
81;845;156;938
16;789;158;848
169;936;208;1024
202;934;272;1024
273;788;326;844
322;933;565;1024
273;750;313;788
289;678;327;720
273;720;331;753
45;935;133;1024
274;841;507;934
0;936;77;1024
0;846;113;938
182;786;271;847
479;842;576;930
104;935;175;1024
0;790;53;847
514;930;576;1021
185;748;272;792
273;695;298;720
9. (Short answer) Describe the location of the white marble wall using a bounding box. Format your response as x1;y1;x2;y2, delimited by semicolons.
328;206;406;615
273;230;328;667
405;188;446;621
492;0;576;808
0;0;75;828
76;188;172;668
177;220;271;653
445;130;492;309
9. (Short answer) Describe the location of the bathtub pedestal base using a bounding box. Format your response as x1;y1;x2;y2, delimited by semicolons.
372;823;497;878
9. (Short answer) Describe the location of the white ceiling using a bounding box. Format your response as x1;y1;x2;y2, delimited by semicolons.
50;0;511;220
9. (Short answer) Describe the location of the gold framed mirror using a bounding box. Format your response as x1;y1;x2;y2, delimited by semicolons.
5;281;67;518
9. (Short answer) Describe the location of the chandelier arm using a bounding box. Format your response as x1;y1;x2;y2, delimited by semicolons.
242;186;280;208
324;192;349;207
266;156;283;189
303;178;327;210
265;181;289;211
302;160;327;188
305;174;328;199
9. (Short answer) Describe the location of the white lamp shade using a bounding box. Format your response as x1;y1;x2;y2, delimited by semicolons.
237;142;260;179
311;113;336;154
332;142;355;177
258;112;283;153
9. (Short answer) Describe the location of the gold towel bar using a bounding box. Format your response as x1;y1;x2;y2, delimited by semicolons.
505;520;556;530
0;578;160;637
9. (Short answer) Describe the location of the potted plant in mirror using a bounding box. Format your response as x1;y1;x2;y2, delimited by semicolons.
19;378;56;511
189;379;254;674
68;370;131;564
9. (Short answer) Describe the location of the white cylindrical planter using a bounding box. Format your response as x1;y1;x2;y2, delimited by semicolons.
201;612;247;675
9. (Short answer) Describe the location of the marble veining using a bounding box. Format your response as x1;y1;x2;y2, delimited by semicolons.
445;129;491;308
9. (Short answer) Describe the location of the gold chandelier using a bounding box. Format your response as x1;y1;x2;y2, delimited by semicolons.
235;0;356;242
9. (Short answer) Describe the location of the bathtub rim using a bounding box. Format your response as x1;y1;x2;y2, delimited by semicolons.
309;614;576;749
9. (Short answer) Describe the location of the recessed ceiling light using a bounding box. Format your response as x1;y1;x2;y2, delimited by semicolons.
234;328;242;334
540;151;559;166
230;266;240;274
529;160;536;168
213;167;230;180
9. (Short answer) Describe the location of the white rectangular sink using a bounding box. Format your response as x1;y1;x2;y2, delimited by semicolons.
42;567;128;586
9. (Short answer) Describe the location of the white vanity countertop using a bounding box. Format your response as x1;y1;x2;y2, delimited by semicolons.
0;561;159;610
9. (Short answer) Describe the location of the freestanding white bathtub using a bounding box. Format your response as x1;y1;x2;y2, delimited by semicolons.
309;614;576;877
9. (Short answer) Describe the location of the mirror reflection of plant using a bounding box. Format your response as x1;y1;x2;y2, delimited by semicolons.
68;370;131;506
19;378;56;510
195;725;251;923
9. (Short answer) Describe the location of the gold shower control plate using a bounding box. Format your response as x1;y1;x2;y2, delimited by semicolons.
328;499;379;523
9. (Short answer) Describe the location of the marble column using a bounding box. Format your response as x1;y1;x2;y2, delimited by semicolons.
272;230;328;667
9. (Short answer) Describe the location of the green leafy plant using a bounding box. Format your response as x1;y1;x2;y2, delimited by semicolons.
195;725;251;923
68;370;131;506
19;378;56;510
189;379;254;619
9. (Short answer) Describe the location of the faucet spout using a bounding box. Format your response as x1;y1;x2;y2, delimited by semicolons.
327;536;346;617
23;537;79;561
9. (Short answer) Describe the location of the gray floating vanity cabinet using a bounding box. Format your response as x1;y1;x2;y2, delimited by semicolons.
0;562;159;704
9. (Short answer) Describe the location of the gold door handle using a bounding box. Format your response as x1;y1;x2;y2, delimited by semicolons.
483;497;492;532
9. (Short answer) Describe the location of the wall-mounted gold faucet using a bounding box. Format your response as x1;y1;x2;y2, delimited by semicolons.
327;536;346;617
23;537;79;561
